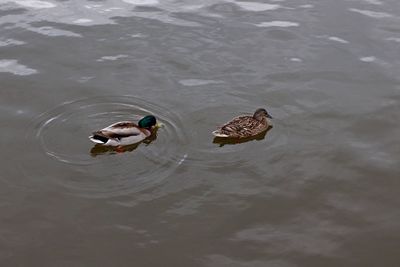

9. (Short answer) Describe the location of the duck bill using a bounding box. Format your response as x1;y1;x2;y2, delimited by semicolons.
155;122;164;128
266;114;272;119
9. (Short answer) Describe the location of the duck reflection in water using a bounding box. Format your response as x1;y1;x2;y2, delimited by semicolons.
90;129;158;156
213;125;272;147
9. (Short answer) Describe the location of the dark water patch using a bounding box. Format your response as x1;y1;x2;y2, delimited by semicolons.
267;29;298;41
0;7;26;17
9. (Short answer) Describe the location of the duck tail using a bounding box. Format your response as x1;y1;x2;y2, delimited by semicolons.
212;130;229;138
89;132;109;144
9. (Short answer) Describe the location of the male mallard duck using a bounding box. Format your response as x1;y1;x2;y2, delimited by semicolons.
89;115;158;146
212;108;272;138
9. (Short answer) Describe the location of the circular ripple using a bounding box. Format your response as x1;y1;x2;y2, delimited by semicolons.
22;96;188;198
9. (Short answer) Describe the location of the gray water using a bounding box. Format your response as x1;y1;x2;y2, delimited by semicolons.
1;0;400;266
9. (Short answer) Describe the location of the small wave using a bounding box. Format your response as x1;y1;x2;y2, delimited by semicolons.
73;18;93;24
179;79;224;86
0;39;25;47
328;36;349;44
122;0;160;6
363;0;383;5
386;37;400;43
360;56;376;62
97;55;129;62
0;59;37;76
349;8;392;18
9;0;56;9
255;21;299;28
232;1;281;12
27;26;82;37
290;58;303;62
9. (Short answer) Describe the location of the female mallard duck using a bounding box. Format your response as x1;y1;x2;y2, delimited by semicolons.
89;115;158;146
212;108;272;138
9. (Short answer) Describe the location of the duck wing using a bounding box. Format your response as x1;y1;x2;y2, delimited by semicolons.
214;116;267;138
89;121;142;144
89;129;141;144
103;121;143;136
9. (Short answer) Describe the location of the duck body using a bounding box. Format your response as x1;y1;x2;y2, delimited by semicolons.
212;108;272;139
89;115;157;146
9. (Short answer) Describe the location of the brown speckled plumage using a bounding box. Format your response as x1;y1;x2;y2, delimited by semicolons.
212;108;272;139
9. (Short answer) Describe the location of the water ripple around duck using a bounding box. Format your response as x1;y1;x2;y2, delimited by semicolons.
22;96;188;198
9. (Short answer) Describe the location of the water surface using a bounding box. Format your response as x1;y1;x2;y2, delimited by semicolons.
1;0;400;266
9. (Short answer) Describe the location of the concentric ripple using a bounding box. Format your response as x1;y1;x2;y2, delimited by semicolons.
22;96;188;198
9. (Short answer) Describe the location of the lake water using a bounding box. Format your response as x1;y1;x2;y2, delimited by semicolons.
1;0;400;266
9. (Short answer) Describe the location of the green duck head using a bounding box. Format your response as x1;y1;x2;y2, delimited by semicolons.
138;115;157;129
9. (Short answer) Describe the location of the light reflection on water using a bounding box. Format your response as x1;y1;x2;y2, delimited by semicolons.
1;0;400;265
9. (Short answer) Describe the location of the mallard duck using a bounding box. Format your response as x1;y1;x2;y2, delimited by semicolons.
212;108;272;138
89;115;158;146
